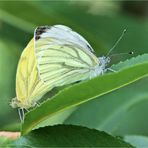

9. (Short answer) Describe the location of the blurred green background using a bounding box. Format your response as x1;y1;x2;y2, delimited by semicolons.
0;1;148;137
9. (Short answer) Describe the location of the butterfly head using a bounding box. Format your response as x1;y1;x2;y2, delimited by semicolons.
96;56;110;75
98;56;110;69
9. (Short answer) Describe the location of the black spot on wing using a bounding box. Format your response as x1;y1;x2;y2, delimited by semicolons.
86;44;95;53
35;26;51;40
87;44;91;50
35;35;41;40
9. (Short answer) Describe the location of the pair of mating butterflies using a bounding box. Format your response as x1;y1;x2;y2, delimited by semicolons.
10;25;111;111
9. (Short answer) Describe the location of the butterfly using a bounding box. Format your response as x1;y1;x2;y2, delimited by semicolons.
10;25;111;120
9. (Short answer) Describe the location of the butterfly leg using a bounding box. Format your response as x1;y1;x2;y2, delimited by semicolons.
18;108;25;123
21;108;25;122
18;108;22;122
107;68;117;73
36;102;40;107
25;108;30;112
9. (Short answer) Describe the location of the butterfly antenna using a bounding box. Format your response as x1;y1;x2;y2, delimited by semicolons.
106;29;127;56
109;51;134;58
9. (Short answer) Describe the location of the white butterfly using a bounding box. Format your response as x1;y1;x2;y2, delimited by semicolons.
11;24;119;121
34;25;110;88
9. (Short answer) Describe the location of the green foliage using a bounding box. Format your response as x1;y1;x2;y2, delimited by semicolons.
22;56;148;135
124;135;148;147
65;77;148;136
11;125;132;147
112;54;148;70
0;40;20;129
0;137;12;147
0;1;148;147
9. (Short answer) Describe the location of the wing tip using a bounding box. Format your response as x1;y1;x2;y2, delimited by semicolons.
35;26;51;40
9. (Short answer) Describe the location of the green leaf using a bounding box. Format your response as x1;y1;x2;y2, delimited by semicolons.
111;81;148;136
21;55;148;135
65;77;148;135
34;107;76;130
0;137;12;147
0;39;21;130
111;54;148;70
64;54;148;136
0;1;48;33
124;135;148;148
10;125;132;147
1;1;148;57
0;8;35;33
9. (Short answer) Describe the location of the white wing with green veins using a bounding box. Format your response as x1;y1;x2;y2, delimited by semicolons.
34;25;100;88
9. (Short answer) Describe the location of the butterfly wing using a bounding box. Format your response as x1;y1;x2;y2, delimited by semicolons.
34;25;100;88
14;39;49;109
